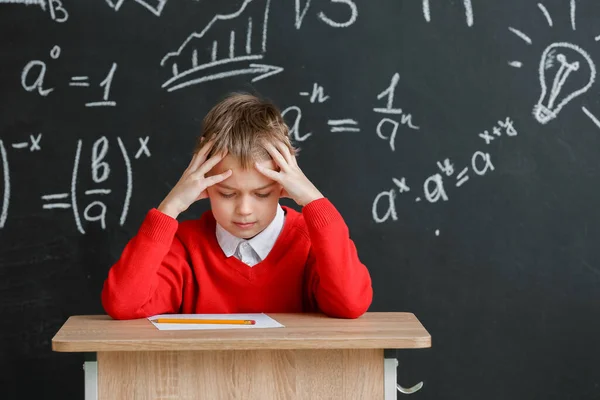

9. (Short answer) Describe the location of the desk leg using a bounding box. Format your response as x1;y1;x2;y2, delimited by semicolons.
384;351;398;400
84;353;98;400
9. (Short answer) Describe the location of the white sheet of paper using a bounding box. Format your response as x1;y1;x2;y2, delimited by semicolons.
148;313;285;330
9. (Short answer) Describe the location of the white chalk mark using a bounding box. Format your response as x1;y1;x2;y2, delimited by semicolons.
48;0;69;23
329;119;359;133
317;0;358;28
0;0;46;9
423;173;448;203
534;42;595;124
508;61;523;68
229;30;236;58
164;55;263;87
372;189;397;223
165;63;282;92
192;49;198;68
376;118;399;151
11;143;28;149
69;76;90;87
71;140;85;234
282;106;312;142
105;0;124;11
86;101;116;107
435;229;440;236
161;0;265;65
328;119;357;125
463;0;473;27
570;0;576;31
117;137;132;226
135;136;151;159
331;127;360;132
423;0;472;26
294;0;311;29
211;41;218;62
392;177;410;193
422;0;430;22
106;0;168;16
133;0;168;17
537;3;553;27
595;35;600;42
509;27;532;44
43;203;70;209
85;189;112;195
0;140;9;229
300;83;329;103
261;0;269;52
582;106;600;128
21;59;54;96
41;193;68;200
161;0;276;90
373;108;403;114
246;17;253;54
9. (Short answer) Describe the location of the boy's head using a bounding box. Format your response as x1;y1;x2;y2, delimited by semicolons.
197;92;295;239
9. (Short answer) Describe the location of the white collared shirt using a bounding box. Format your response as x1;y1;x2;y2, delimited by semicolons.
215;204;285;267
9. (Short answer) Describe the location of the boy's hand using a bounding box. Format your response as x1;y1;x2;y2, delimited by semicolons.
158;142;231;219
255;141;323;207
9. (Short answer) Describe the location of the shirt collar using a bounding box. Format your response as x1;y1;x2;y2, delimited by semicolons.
215;204;285;259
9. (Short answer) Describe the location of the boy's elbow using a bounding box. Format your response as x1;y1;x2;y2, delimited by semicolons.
323;287;373;319
101;284;147;320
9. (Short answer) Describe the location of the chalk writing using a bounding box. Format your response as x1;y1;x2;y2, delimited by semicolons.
0;0;68;22
374;73;419;151
21;47;120;108
105;0;168;17
422;0;473;27
34;137;151;234
295;0;358;29
0;140;8;229
299;83;329;103
372;117;518;230
160;0;283;92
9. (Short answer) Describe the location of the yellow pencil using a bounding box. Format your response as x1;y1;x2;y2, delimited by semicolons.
154;318;256;325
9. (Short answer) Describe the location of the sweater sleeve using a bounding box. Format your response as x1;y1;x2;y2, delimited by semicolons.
302;198;373;318
101;208;193;320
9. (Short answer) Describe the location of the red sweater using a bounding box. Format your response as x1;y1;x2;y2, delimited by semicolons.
101;198;373;319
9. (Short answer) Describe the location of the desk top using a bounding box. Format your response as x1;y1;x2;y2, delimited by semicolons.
52;312;431;352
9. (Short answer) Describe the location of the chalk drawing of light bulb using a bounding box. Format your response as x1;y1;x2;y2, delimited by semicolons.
533;42;596;124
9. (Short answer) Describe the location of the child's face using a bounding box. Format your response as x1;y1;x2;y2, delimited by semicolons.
207;154;282;239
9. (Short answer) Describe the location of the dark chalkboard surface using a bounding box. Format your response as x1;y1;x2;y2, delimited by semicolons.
1;0;600;399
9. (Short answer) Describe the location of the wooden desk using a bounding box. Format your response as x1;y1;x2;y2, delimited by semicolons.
52;312;431;400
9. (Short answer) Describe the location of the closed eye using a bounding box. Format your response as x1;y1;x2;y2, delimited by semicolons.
219;192;235;198
256;192;272;198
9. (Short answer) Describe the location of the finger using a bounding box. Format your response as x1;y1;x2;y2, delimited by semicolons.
191;140;215;171
275;141;294;165
279;187;290;199
195;149;228;177
255;162;281;182
262;142;288;170
203;169;232;187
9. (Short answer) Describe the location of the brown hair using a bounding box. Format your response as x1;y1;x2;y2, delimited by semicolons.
195;92;296;169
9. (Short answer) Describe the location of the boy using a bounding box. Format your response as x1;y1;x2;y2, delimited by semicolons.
101;93;372;320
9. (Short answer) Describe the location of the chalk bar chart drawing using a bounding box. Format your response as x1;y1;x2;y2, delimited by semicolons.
159;0;283;92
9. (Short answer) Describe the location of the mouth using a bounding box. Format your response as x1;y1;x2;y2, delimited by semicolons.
234;222;256;229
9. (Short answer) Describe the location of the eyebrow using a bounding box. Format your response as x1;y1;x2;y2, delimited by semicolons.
216;182;276;191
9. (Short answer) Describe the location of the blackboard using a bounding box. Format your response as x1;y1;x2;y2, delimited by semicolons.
1;0;600;399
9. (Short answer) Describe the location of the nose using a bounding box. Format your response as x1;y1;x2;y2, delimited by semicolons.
235;195;253;216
